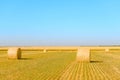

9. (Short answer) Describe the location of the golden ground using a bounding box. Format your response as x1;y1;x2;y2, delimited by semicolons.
0;49;120;80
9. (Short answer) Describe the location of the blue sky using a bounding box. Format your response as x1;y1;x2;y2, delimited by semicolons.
0;0;120;46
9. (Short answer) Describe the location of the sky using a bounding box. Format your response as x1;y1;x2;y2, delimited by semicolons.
0;0;120;46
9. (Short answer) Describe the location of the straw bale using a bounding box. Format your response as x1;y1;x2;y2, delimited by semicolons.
76;48;90;62
8;48;21;59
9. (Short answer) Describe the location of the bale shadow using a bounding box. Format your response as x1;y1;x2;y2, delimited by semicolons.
19;58;33;60
90;60;103;63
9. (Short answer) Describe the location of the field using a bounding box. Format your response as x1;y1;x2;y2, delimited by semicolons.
0;49;120;80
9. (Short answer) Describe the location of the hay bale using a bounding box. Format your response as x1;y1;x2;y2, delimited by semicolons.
43;49;46;53
76;48;90;62
8;48;21;59
105;49;109;52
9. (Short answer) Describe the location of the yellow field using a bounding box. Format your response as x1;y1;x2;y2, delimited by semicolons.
0;49;120;80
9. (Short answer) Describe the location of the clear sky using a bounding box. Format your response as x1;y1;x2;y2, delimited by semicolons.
0;0;120;46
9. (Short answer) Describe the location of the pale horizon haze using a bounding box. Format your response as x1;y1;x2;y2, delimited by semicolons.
0;0;120;46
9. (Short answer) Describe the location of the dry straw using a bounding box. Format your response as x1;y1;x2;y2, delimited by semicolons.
8;48;21;59
43;49;47;53
76;48;90;62
105;48;109;52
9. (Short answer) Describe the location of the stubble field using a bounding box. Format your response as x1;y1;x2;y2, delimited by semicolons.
0;49;120;80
